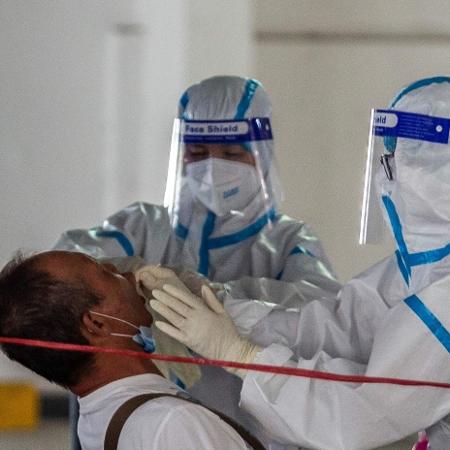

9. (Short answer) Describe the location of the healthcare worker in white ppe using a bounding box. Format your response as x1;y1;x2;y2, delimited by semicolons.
54;76;340;448
148;76;450;449
55;75;337;295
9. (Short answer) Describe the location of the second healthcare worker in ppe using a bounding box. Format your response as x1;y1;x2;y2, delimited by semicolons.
54;76;340;447
148;76;450;449
55;75;337;296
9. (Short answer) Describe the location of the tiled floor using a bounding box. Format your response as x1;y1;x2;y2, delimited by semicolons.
0;419;417;450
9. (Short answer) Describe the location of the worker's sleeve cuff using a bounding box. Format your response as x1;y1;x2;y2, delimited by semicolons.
240;343;295;404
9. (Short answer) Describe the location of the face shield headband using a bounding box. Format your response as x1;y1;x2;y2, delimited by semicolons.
164;117;274;216
180;117;272;146
360;108;450;245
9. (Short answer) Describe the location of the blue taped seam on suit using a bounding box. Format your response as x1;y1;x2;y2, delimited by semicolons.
395;250;410;285
208;208;277;249
234;79;260;120
277;245;317;279
198;211;216;276
382;196;411;275
383;195;450;273
404;295;450;353
196;208;276;276
408;244;450;266
289;245;315;258
174;222;189;240
95;230;134;257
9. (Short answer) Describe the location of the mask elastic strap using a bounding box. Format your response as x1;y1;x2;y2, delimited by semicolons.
89;310;139;331
110;333;134;338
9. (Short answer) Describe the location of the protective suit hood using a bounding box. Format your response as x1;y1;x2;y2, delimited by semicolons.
376;77;450;270
166;75;283;236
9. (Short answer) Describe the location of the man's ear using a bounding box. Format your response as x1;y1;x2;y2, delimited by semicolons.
81;311;111;339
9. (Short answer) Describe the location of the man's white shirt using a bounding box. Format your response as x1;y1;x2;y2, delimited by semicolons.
78;373;251;450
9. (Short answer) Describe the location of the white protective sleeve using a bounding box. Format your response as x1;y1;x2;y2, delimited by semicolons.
53;202;342;312
236;274;450;449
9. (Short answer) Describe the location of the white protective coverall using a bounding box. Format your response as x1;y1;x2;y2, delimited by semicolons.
54;76;340;448
147;76;450;449
228;77;450;449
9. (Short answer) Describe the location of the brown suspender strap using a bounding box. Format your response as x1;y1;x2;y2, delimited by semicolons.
104;392;265;450
104;394;156;450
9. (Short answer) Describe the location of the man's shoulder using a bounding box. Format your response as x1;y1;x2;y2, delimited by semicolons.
123;395;216;427
119;395;248;449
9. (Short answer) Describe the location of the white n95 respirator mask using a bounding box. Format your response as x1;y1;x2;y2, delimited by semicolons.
186;158;261;216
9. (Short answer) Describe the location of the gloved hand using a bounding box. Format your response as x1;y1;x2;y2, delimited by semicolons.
135;265;190;296
151;284;262;379
176;269;212;298
133;265;201;388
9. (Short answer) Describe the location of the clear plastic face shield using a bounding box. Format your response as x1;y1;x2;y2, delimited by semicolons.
360;108;450;244
165;117;282;225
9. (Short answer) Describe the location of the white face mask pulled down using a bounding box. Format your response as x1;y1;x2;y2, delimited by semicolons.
186;158;262;216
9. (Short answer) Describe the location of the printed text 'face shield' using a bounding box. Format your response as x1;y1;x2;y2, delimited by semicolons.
360;109;450;244
165;118;282;225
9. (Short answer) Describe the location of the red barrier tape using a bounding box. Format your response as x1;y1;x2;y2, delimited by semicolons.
1;336;450;389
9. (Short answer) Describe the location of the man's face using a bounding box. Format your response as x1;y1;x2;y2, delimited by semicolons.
36;251;151;333
184;143;256;166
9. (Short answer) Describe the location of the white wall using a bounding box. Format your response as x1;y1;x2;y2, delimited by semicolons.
0;0;251;388
0;0;252;268
254;0;450;281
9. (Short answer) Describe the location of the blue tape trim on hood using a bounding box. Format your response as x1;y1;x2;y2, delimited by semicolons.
198;211;216;276
95;230;134;257
174;222;189;240
383;136;397;153
179;91;189;119
234;79;260;120
390;76;450;108
405;295;450;353
208;208;277;249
